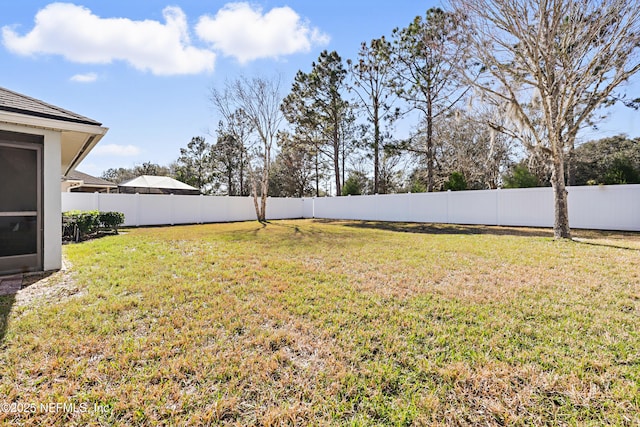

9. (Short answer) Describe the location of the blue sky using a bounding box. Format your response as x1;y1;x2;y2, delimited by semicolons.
1;1;639;177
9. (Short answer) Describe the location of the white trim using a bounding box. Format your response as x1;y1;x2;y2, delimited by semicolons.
0;212;38;216
64;134;100;176
43;131;62;271
0;110;108;136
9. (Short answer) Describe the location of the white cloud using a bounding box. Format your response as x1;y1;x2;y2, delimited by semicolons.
70;72;98;83
92;144;141;157
196;2;330;63
2;3;216;75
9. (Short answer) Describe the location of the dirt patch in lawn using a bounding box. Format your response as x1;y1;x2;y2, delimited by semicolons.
14;257;84;310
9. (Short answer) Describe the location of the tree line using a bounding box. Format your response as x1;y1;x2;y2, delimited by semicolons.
102;0;640;237
102;134;640;191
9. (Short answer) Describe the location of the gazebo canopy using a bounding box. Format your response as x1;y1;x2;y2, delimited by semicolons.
118;175;200;195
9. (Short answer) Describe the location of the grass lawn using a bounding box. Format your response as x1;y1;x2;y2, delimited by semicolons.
1;219;639;426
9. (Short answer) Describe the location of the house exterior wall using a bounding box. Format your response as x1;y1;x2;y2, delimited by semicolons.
61;180;81;192
0;122;62;271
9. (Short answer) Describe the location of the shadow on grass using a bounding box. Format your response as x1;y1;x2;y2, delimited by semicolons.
572;238;640;252
21;271;56;289
0;293;15;345
319;219;555;238
318;219;640;250
261;220;301;233
0;275;22;344
0;271;56;345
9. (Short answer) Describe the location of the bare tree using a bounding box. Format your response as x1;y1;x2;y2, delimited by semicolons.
451;0;640;238
210;75;284;222
432;108;514;189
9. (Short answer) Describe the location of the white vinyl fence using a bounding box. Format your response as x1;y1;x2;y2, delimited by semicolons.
309;185;640;231
62;193;304;227
62;184;640;231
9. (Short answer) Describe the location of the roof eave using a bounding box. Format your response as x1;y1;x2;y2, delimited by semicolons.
72;184;117;189
63;132;105;177
0;110;108;177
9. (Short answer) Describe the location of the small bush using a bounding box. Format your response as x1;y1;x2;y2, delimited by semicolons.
342;176;363;196
62;210;125;242
409;180;427;193
443;172;468;191
99;211;125;232
503;165;540;188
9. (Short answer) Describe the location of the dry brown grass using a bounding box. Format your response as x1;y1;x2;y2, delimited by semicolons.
0;219;638;426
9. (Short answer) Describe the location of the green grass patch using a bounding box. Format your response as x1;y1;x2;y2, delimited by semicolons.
1;220;639;426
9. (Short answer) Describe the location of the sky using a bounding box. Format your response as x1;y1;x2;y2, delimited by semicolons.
1;1;639;178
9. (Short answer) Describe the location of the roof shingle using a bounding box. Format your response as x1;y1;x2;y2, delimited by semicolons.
0;86;102;126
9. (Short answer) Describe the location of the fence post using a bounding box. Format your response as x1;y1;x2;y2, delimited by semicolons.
496;188;501;226
170;193;175;226
94;191;100;211
135;193;140;227
199;194;204;224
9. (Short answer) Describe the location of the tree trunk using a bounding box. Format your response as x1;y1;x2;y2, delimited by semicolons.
315;149;320;197
260;182;267;222
426;92;434;192
333;136;341;196
248;157;265;222
250;177;262;222
341;139;346;194
334;151;341;195
373;104;380;194
259;150;270;222
550;144;571;239
566;141;576;186
239;150;245;196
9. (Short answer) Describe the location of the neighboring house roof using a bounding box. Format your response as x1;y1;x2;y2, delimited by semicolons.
119;175;198;191
66;170;117;187
0;86;102;126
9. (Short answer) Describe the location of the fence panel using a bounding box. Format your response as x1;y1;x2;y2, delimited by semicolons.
497;188;554;227
406;192;448;223
308;185;640;231
201;196;231;223
448;190;498;225
226;197;258;222
266;198;304;220
568;184;640;231
137;195;173;226
94;193;140;226
61;192;98;212
170;195;202;225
